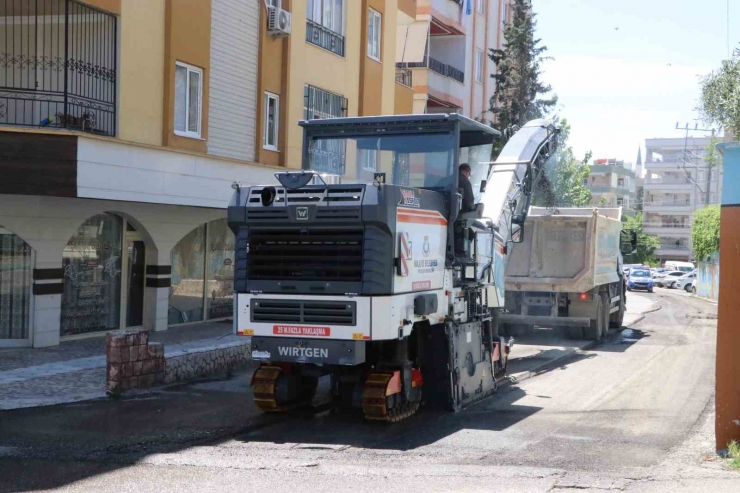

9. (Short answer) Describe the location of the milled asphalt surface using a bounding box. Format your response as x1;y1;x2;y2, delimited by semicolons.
0;290;736;492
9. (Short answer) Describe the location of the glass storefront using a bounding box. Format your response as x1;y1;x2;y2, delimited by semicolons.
0;227;32;340
169;219;234;325
206;219;235;319
61;213;123;336
169;225;206;325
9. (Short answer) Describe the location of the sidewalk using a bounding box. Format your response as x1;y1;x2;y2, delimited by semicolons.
506;292;659;382
0;321;245;410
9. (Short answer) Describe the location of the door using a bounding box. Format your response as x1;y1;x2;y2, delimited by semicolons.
125;240;145;327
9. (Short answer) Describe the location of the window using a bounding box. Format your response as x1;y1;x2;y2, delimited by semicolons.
617;178;625;187
617;197;624;206
477;0;485;14
475;50;484;83
304;85;347;120
263;93;279;151
307;0;344;35
501;1;509;27
174;62;203;138
360;149;378;172
367;9;382;61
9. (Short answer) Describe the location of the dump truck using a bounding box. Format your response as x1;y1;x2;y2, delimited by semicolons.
227;115;562;421
500;207;630;341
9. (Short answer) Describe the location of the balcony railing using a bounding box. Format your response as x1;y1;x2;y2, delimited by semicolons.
643;222;692;229
0;0;117;136
395;68;412;87
658;244;690;251
645;177;692;185
644;199;692;206
306;20;345;57
397;56;465;84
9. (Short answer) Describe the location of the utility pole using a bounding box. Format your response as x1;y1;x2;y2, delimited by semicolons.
675;123;716;206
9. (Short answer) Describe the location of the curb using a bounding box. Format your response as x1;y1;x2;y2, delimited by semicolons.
691;294;719;305
503;303;662;388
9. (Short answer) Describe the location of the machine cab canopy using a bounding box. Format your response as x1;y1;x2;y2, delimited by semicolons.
299;114;501;200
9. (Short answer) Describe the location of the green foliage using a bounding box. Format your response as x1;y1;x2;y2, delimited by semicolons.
621;213;660;265
705;135;723;169
598;196;608;207
692;206;720;262
489;0;557;156
699;48;740;136
531;120;593;207
728;440;740;470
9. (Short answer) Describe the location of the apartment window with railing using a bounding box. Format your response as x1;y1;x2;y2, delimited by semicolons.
617;178;625;187
0;0;117;136
367;9;382;61
174;62;203;139
304;85;348;175
307;0;345;57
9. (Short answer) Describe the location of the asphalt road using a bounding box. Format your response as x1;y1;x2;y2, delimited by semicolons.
0;290;734;493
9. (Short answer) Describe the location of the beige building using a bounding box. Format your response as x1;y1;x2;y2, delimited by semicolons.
396;0;509;121
0;0;422;348
584;159;637;215
643;137;721;262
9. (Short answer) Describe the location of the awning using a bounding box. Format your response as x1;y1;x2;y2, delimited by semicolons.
396;21;429;63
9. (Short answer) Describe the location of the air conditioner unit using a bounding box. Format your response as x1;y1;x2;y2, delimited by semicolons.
268;7;291;37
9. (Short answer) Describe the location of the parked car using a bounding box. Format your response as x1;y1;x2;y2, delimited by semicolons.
655;271;686;288
651;268;667;278
623;263;643;275
627;268;654;292
676;272;697;291
689;279;697;294
664;260;695;273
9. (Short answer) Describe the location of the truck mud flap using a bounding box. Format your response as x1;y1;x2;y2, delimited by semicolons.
251;337;366;365
499;314;591;328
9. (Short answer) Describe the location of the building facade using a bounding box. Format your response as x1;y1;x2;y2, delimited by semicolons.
396;0;508;121
0;0;410;348
643;137;721;263
584;159;637;215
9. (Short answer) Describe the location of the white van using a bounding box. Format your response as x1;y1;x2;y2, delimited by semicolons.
664;261;695;273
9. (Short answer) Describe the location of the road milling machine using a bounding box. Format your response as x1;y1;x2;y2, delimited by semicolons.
227;114;559;421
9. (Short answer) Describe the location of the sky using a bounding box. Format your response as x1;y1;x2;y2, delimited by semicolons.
534;0;740;166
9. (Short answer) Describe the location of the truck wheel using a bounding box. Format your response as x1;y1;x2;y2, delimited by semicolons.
609;292;624;328
584;296;604;341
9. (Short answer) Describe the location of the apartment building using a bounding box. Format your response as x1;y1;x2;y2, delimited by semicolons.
642;137;721;263
0;0;408;348
396;0;508;121
584;159;637;215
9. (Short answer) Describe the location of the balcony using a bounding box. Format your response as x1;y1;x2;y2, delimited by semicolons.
643;199;693;213
654;246;691;259
395;68;413;87
644;176;693;191
397;56;464;84
643;222;692;236
306;20;345;57
0;0;117;137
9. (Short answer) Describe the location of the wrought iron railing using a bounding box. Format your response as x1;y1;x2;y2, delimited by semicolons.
643;222;692;229
396;57;464;83
644;199;692;206
0;0;117;136
306;20;345;57
395;68;412;86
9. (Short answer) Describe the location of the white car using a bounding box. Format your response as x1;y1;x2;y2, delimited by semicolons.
656;271;686;288
675;272;697;291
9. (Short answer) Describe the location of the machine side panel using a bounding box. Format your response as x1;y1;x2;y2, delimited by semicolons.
370;290;448;340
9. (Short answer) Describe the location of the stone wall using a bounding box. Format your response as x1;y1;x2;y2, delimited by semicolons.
164;344;251;384
106;331;165;395
106;330;252;395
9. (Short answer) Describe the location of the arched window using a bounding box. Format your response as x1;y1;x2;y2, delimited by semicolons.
0;226;32;340
61;213;123;336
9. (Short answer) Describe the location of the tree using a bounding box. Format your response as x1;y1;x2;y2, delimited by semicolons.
488;0;557;156
622;213;660;266
692;206;720;262
531;120;592;207
699;47;740;136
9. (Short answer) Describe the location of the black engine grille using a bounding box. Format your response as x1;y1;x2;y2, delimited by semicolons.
248;228;363;282
251;299;356;326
